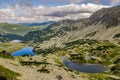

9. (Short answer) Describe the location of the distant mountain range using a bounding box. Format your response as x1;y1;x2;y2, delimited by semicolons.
23;5;120;48
0;21;54;41
18;21;55;27
0;22;50;36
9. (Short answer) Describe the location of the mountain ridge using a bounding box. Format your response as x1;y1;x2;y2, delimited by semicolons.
18;21;55;27
22;5;120;49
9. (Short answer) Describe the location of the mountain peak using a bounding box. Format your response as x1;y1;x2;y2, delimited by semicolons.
87;5;120;27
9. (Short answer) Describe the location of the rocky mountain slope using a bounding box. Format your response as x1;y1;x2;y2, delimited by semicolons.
23;5;120;48
88;6;120;27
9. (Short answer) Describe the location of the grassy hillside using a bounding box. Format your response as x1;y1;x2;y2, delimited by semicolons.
0;23;47;36
0;65;20;80
0;42;26;54
0;30;9;42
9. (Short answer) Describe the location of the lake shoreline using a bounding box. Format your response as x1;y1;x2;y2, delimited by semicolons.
62;57;109;73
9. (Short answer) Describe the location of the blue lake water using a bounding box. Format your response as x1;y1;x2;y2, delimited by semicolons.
11;47;35;56
62;57;108;73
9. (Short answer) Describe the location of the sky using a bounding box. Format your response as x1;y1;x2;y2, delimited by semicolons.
0;0;120;23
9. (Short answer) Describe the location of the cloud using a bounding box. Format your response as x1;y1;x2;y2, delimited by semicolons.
52;0;83;3
111;0;120;5
0;3;110;23
40;0;101;4
33;0;84;3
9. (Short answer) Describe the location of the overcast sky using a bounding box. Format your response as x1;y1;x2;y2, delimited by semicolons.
0;0;120;23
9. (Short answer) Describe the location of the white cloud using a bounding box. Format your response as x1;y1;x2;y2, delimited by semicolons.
111;0;120;5
43;0;84;3
0;3;110;23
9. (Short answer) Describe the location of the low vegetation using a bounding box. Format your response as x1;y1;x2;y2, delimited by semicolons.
0;52;14;60
85;30;99;37
113;33;120;38
0;42;27;60
0;42;26;54
20;61;49;66
0;39;120;80
0;23;46;36
33;39;120;80
0;65;20;80
37;68;50;73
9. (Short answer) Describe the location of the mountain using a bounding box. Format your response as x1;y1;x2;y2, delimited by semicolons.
3;34;22;40
23;19;83;43
86;6;120;27
23;5;120;48
0;31;8;42
0;30;22;42
18;21;55;27
0;22;47;36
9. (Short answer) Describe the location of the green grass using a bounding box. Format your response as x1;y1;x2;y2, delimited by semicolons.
53;57;63;67
0;53;14;60
0;42;27;60
0;42;26;54
0;65;20;80
0;23;47;36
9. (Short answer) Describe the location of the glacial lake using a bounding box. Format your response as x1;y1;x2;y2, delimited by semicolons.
62;57;108;73
11;47;35;56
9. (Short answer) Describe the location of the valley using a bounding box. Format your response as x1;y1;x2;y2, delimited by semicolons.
0;5;120;80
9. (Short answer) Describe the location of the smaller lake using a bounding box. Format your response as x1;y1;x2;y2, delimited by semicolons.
62;57;108;73
11;47;35;56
